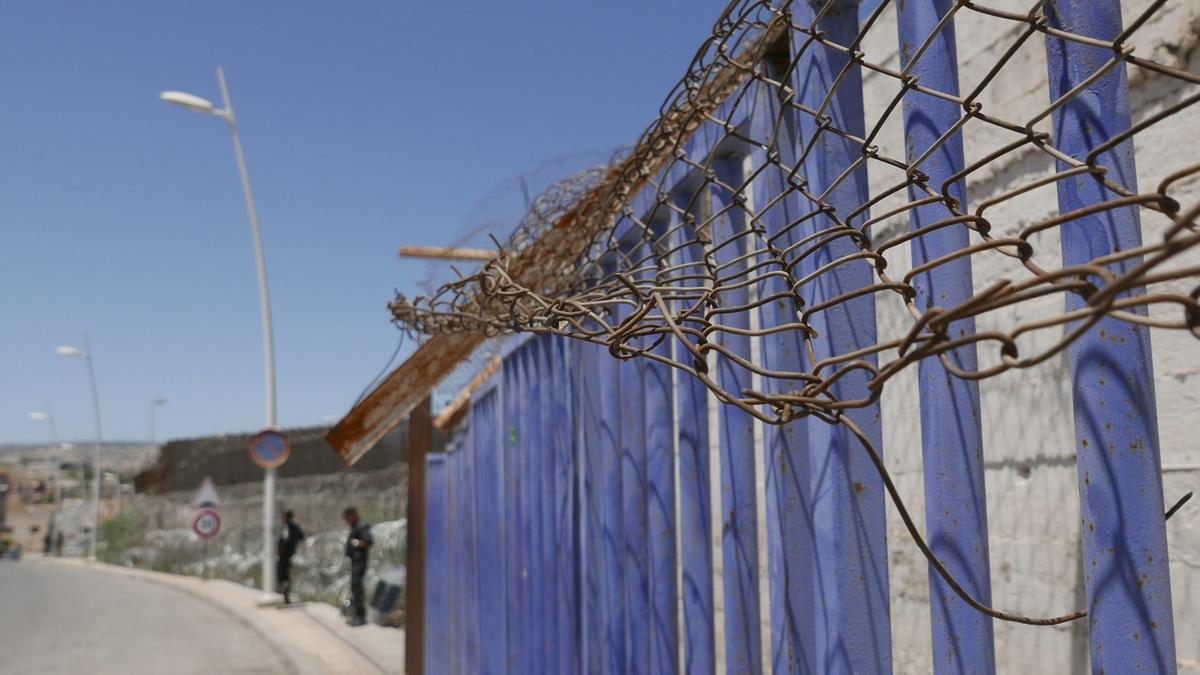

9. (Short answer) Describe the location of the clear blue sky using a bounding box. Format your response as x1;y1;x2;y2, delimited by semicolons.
0;0;725;444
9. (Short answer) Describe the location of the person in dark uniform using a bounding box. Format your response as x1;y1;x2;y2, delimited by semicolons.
342;506;373;626
276;510;305;604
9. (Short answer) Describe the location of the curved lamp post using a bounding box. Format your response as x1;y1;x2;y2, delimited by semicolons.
29;410;65;539
55;337;102;560
161;68;279;600
149;397;168;447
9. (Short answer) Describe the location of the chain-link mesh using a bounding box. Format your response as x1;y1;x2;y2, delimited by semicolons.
390;0;1200;625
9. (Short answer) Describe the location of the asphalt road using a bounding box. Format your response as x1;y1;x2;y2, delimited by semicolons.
0;560;290;674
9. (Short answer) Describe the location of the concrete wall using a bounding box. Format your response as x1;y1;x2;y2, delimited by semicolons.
134;422;437;495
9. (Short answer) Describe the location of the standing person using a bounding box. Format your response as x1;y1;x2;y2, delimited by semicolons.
342;506;373;626
276;510;305;604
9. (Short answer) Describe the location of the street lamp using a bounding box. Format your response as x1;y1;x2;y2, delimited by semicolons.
55;335;103;560
149;398;168;447
161;67;280;600
29;410;65;539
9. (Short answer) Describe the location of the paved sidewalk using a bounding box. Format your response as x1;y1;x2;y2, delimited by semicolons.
38;556;404;675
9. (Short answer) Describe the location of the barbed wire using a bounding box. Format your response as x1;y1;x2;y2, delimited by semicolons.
390;0;1200;626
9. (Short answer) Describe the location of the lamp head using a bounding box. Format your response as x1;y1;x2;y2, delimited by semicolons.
160;91;216;114
55;346;85;358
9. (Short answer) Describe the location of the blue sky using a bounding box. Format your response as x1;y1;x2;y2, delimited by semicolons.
0;1;724;444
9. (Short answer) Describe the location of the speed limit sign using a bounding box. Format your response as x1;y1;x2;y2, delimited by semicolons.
192;509;221;540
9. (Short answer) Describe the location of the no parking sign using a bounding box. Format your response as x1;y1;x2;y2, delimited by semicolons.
249;429;290;469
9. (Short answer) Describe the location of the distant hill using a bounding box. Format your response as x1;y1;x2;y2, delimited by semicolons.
0;442;158;477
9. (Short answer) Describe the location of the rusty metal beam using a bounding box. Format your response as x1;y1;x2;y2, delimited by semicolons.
326;331;486;465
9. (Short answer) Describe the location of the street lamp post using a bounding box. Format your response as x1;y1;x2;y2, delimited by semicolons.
29;410;65;540
149;398;168;447
55;335;103;560
161;67;280;600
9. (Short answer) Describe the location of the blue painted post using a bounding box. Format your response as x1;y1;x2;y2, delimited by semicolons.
472;387;506;675
792;1;892;671
446;447;460;675
458;430;481;674
425;454;450;675
670;192;716;675
642;234;679;675
746;73;819;675
521;342;546;674
536;336;562;673
1044;3;1177;671
548;336;579;675
502;355;527;674
616;230;651;675
599;319;628;675
707;154;763;675
896;2;995;672
518;343;544;674
576;338;608;675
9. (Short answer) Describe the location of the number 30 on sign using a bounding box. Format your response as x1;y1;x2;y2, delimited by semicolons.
193;509;221;540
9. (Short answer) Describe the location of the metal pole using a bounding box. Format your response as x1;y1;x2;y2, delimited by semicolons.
1044;3;1176;670
406;395;431;675
40;409;65;546
215;66;279;599
82;333;103;561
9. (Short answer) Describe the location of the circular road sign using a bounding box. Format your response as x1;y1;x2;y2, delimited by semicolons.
192;509;221;540
249;429;290;469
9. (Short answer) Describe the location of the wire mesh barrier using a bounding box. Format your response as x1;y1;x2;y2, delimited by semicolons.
393;0;1200;672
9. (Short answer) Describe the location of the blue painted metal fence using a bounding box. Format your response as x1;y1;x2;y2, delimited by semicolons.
417;1;1179;672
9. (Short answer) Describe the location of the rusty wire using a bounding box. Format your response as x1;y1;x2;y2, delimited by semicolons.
389;0;1200;626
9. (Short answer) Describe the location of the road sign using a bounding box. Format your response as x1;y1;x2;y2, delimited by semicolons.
250;429;290;469
190;477;223;509
192;509;221;540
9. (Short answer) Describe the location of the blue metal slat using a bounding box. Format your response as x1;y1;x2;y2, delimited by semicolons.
549;336;580;675
1043;2;1177;671
792;2;892;671
599;326;627;675
536;335;563;674
530;336;556;667
638;208;680;675
574;336;607;675
446;446;460;675
895;2;995;672
458;429;481;675
518;343;543;674
502;355;527;674
667;182;716;675
471;386;506;675
616;221;652;675
707;152;763;675
744;72;819;675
